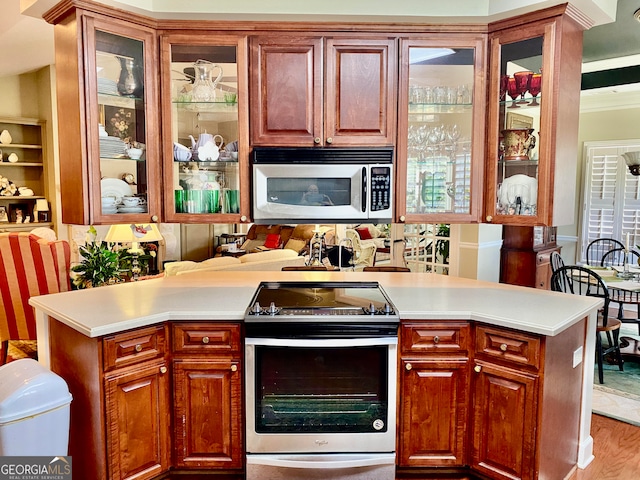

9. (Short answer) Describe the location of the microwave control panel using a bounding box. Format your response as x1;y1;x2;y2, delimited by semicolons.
370;166;392;212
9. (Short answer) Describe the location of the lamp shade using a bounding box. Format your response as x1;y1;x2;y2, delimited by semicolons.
35;199;49;211
105;224;163;250
622;151;640;176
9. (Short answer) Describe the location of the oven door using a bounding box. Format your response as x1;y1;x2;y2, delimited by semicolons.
245;336;397;454
252;163;368;222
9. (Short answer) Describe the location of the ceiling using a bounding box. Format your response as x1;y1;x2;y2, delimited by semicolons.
1;0;639;94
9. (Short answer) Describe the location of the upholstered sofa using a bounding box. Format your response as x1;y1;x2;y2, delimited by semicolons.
165;248;306;276
232;224;335;255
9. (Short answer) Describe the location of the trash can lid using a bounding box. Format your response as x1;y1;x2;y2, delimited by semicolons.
0;359;72;424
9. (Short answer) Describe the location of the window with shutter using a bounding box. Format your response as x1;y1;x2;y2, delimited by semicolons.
580;141;640;263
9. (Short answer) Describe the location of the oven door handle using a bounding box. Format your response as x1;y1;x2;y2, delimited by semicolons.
244;337;397;347
246;453;396;469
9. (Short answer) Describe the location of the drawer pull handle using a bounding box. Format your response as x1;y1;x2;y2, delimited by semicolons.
474;365;482;373
433;335;440;344
202;336;210;344
326;137;333;144
500;343;508;352
231;364;238;372
135;344;142;352
160;366;167;374
314;137;321;144
405;363;412;371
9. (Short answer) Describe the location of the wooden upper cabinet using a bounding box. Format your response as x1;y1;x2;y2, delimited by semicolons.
485;5;586;227
50;8;161;225
249;35;396;147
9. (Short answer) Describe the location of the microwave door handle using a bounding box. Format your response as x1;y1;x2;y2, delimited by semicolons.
362;166;367;213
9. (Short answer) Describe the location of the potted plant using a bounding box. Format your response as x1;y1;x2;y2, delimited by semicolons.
71;226;130;289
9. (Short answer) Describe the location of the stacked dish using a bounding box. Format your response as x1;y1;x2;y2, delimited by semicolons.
99;136;127;158
97;78;118;95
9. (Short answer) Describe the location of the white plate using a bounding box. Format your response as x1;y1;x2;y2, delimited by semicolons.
117;206;146;213
101;178;132;204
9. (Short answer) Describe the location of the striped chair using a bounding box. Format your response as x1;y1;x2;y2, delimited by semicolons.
0;232;71;364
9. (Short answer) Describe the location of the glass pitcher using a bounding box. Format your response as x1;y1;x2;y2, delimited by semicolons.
191;59;223;102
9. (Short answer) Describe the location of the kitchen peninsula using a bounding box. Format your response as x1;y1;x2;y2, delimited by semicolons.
30;271;601;480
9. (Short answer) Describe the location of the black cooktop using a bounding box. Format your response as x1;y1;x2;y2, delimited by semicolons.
245;281;398;322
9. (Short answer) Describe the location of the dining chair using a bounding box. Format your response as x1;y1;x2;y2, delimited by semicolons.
0;232;71;364
363;266;411;272
599;248;640;335
550;265;624;384
585;238;625;266
600;247;640;268
550;251;565;273
345;229;377;268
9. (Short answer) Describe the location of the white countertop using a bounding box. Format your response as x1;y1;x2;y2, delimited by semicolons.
29;271;602;338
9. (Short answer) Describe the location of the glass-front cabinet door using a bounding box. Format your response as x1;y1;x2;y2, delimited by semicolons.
485;10;583;226
161;34;249;223
85;17;160;223
396;36;486;223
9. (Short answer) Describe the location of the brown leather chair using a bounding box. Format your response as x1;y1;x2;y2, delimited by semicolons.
363;266;411;272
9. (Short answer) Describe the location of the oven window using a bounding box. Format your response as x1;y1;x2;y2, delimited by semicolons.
266;177;351;206
255;345;389;433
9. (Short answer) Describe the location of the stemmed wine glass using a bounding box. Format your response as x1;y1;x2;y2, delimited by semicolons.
513;71;533;105
528;73;542;106
499;75;510;102
507;77;520;108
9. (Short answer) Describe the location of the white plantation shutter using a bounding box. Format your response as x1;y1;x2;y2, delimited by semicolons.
581;141;640;263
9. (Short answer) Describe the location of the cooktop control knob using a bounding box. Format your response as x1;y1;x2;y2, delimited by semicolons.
369;303;376;315
384;303;393;315
252;302;262;315
268;302;279;315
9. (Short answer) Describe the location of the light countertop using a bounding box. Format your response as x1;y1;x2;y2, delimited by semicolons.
29;271;602;338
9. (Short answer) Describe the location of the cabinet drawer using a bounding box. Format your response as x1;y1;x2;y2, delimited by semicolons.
172;322;241;354
475;325;541;370
401;322;470;354
103;325;167;372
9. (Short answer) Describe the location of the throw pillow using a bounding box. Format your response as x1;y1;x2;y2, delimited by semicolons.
284;238;307;253
263;234;282;249
356;227;373;240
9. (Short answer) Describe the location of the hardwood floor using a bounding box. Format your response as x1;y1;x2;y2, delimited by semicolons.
569;414;640;480
162;414;640;479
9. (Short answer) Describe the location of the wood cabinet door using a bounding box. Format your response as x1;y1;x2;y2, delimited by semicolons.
250;35;323;146
398;358;469;467
104;362;171;480
324;37;396;146
173;359;243;468
471;361;538;480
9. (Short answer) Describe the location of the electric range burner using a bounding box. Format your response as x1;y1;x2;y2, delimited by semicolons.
245;281;398;323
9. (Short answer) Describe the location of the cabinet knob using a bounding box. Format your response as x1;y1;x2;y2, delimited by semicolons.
474;365;482;373
399;215;405;223
135;344;142;352
151;215;159;222
314;137;321;144
326;137;333;144
240;215;247;222
433;335;440;344
160;366;167;374
202;336;210;344
231;364;238;372
405;362;412;371
486;215;493;222
500;343;508;352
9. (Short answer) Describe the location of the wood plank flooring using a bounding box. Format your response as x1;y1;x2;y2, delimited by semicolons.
162;414;640;479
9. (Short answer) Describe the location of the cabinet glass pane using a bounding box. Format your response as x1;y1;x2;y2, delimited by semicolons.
406;48;474;214
95;31;148;215
170;45;239;215
496;36;543;217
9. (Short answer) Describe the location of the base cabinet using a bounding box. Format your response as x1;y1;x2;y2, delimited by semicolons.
171;322;243;469
500;226;559;289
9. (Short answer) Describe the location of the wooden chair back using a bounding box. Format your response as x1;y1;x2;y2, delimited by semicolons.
600;247;640;267
586;238;625;266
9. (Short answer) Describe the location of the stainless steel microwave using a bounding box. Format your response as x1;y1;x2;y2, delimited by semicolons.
252;147;393;223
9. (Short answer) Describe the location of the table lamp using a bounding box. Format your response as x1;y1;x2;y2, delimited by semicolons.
105;223;163;280
34;199;49;222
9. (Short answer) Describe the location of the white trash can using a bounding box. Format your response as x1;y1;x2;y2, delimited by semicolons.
0;358;72;456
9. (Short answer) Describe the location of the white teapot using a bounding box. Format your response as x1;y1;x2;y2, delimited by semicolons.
191;134;223;161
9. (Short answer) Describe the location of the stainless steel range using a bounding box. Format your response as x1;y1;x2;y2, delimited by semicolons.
244;281;398;480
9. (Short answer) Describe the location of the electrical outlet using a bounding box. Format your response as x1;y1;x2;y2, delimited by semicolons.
573;347;583;368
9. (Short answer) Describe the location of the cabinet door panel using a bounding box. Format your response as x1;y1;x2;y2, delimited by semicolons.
104;362;170;480
250;36;323;145
325;38;396;145
471;361;538;480
173;359;243;468
399;359;469;466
